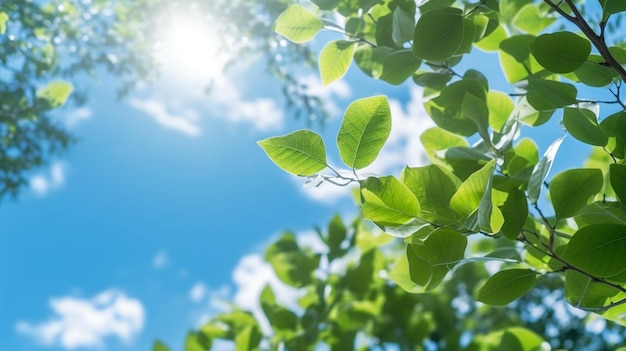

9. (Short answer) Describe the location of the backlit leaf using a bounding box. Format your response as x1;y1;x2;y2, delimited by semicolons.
319;40;356;86
36;81;73;107
528;135;565;204
273;4;323;44
258;130;327;176
401;165;460;224
392;6;415;45
337;95;391;169
361;176;420;227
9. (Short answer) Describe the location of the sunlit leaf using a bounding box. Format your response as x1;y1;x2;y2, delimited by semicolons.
565;270;621;310
319;40;356;86
311;0;341;10
574;54;618;87
273;4;324;44
449;160;498;232
401;165;460;224
563;223;626;277
337;95;391;169
361;176;420;226
258;130;327;176
488;90;515;132
550;168;603;221
476;269;537;305
512;4;555;35
0;12;8;34
153;340;172;351
36;81;73;107
528;135;565;204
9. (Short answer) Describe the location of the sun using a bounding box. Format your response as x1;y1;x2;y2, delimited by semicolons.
155;14;227;82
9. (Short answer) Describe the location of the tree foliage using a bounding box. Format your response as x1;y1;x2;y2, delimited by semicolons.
254;0;626;347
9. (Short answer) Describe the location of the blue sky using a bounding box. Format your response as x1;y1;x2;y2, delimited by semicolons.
0;18;432;350
0;8;611;351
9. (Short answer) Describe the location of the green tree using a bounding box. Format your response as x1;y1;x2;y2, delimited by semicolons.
253;0;626;345
155;215;626;350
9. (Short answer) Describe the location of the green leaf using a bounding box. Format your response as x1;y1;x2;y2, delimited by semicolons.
392;6;415;45
574;54;618;87
550;168;603;221
563;107;608;146
526;77;577;111
449;160;499;232
427;78;487;136
565;270;621;310
184;332;208;351
494;181;528;240
421;127;468;162
530;32;591;73
337;95;391;169
611;164;626;205
235;325;262;351
476;269;537;305
311;0;341;10
600;111;626;159
361;176;420;227
574;201;626;228
406;227;467;289
412;71;453;90
512;4;555;35
475;24;507;51
528;135;565;204
438;147;491;181
260;285;298;332
413;7;465;61
488;90;515;132
258;130;327;176
265;233;320;288
36;81;73;108
273;4;324;44
153;340;171;351
601;0;626;17
354;45;394;78
498;35;539;82
498;327;547;351
462;92;491;147
319;40;356;86
0;12;8;34
380;50;421;85
401;165;460;224
563;223;626;278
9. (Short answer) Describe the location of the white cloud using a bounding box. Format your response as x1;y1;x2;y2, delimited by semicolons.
30;162;66;196
65;107;92;128
189;282;208;303
128;98;201;137
16;289;145;350
298;75;352;116
152;250;169;270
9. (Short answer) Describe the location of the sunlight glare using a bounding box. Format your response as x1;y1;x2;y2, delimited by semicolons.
156;15;226;82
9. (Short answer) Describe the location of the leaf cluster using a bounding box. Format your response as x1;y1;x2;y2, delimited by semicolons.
261;0;626;331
